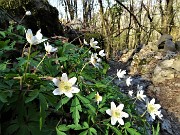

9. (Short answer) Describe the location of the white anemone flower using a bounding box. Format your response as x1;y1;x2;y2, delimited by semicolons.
106;102;129;125
99;50;106;57
90;53;100;68
44;42;57;54
52;73;80;98
137;85;143;91
25;29;47;45
126;77;132;87
136;90;146;101
90;38;100;49
128;90;133;97
84;39;88;45
95;92;102;105
146;98;162;120
25;11;31;16
117;69;126;79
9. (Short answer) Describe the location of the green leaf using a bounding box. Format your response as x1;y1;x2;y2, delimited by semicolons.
77;94;96;114
54;40;63;46
99;107;109;113
89;127;97;135
79;130;88;135
57;124;70;131
56;127;67;135
0;31;6;38
55;96;70;110
16;57;27;67
126;127;141;135
0;40;10;49
53;57;68;62
0;63;6;71
95;82;107;88
70;97;82;125
0;92;8;103
25;89;39;103
152;122;160;135
125;122;131;128
39;93;48;130
6;123;19;135
107;124;122;135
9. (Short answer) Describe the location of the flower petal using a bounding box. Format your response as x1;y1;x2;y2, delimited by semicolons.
111;102;116;110
61;73;68;82
118;118;124;125
68;77;77;85
117;104;124;111
150;98;155;104
106;109;112;116
52;78;60;86
35;29;43;40
111;117;117;125
150;113;156;120
64;92;73;98
71;87;80;93
53;88;62;95
122;112;129;118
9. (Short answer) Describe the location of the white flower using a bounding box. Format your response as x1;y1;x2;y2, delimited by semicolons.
99;50;106;57
84;39;88;45
117;69;126;79
52;73;80;98
146;98;162;120
44;42;57;54
136;90;146;101
25;29;47;45
95;92;102;105
128;90;133;97
126;77;132;87
90;38;100;49
25;11;31;16
106;102;129;125
90;53;100;68
137;85;143;91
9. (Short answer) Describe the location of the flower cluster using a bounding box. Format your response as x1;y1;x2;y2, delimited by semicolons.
127;85;162;120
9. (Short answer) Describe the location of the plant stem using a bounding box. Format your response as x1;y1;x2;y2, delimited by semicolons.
106;76;117;86
24;43;32;80
34;53;48;73
80;62;89;74
141;110;147;117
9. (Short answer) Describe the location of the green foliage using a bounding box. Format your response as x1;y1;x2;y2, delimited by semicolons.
0;24;160;135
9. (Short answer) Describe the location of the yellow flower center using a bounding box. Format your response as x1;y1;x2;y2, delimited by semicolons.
147;104;155;113
59;81;72;92
95;94;100;101
112;109;121;118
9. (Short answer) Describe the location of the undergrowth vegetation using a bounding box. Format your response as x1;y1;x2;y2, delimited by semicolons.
0;23;161;135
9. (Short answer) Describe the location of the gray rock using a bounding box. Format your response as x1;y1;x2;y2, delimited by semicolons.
152;68;175;83
175;41;180;51
160;59;174;68
164;40;176;52
162;119;173;135
172;58;180;72
157;34;173;49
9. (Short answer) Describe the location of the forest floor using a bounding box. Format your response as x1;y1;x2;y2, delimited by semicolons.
107;60;180;135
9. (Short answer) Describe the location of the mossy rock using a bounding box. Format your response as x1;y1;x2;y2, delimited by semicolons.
0;0;63;37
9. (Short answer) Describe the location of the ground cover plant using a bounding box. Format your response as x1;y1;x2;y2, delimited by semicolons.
0;17;162;135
